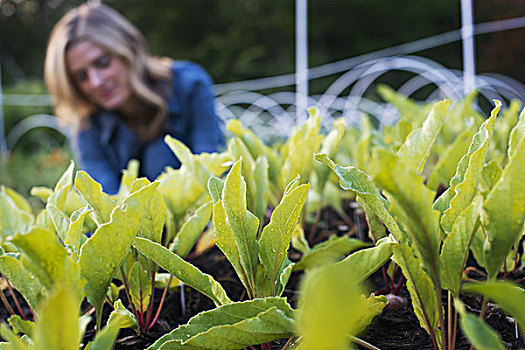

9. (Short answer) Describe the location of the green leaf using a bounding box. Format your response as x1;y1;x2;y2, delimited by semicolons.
293;235;369;271
456;300;506;350
1;187;32;215
87;314;128;350
47;161;75;210
12;227;71;291
378;85;432;126
30;186;53;203
74;171;116;225
79;205;140;329
357;197;386;241
507;105;525;159
258;183;309;295
128;261;152;313
0;254;44;311
314;118;346;192
375;149;440;278
108;300;139;330
46;204;69;240
315;154;405;243
291;225;310;255
0;323;30;350
479;161;502;196
116;159;140;200
212;199;251;293
462;281;525;334
252;155;269;227
64;206;93;261
222;159;260;296
427;119;477;190
337;242;395;283
482;136;525;278
439;195;482;296
164;135;213;188
296;262;366;350
396;99;450;174
148;297;294;350
353;293;389;336
33;285;82;350
133;237;231;306
157;166;205;224
125;180;166;243
0;189;33;236
393;244;439;339
434;100;500;234
7;316;33;337
281;107;322;189
207;177;224;205
170;201;212;257
226;119;266;160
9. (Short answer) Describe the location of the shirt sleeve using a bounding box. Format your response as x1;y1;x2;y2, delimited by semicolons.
74;127;121;195
185;64;224;154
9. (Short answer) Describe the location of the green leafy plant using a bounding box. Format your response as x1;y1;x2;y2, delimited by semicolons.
317;99;525;350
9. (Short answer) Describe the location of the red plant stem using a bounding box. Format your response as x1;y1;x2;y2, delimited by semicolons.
392;274;405;294
147;274;173;331
0;288;15;316
381;265;393;292
139;287;145;330
144;262;157;328
120;267;140;324
261;342;271;350
5;279;28;320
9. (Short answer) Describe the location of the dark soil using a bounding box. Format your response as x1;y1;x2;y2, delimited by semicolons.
1;199;523;349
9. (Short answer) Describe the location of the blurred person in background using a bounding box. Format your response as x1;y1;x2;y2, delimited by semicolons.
44;3;223;194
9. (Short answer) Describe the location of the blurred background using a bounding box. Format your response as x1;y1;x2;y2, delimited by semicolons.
0;0;524;198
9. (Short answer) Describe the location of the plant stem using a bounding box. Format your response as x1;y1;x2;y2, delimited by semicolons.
479;296;489;320
452;306;458;350
392;273;405;294
307;206;323;245
448;292;453;350
381;265;393;293
463;266;487;278
144;262;157;329
5;279;27;320
349;335;381;350
0;287;15;316
281;337;295;350
147;275;173;331
120;267;140;323
338;208;354;228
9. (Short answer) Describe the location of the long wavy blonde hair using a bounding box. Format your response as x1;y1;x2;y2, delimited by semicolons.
44;3;172;141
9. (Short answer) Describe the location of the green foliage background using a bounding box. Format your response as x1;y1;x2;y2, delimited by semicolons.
1;0;524;87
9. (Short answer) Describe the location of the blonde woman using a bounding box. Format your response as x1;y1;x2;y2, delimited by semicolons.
45;3;223;194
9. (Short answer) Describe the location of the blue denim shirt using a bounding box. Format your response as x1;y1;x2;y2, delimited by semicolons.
73;60;224;194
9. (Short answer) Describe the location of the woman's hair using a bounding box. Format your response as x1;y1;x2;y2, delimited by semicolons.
44;3;172;140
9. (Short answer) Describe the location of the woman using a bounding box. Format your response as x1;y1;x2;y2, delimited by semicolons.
45;3;223;194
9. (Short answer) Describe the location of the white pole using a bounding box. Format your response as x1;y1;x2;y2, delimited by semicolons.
296;0;308;125
461;0;475;95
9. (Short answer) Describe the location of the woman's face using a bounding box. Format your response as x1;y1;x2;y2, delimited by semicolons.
66;40;132;111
